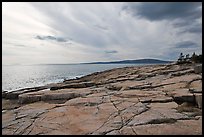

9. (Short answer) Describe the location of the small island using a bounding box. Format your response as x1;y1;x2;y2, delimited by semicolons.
82;59;172;64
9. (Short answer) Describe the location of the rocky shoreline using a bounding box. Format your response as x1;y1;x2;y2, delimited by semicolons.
2;63;202;135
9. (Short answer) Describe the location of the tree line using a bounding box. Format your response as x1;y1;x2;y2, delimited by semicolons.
177;52;202;64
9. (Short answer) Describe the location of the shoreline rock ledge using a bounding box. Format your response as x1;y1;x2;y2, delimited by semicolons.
2;63;202;135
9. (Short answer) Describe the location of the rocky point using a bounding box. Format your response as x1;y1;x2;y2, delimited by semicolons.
2;63;202;135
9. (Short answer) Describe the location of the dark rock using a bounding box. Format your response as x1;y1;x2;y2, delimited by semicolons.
2;91;8;98
171;69;194;76
173;95;195;105
189;88;202;93
194;93;202;109
4;92;20;99
147;118;177;124
194;64;202;74
106;85;122;91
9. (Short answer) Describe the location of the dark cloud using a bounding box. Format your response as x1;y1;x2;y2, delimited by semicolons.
181;26;202;34
56;37;68;42
35;35;68;42
35;35;44;40
173;21;192;28
123;2;202;21
175;41;199;49
105;50;118;54
123;2;202;34
173;19;202;34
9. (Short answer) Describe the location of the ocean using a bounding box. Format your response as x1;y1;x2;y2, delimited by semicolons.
2;63;159;92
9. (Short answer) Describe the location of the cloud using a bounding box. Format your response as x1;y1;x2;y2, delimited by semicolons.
172;18;202;34
181;26;202;34
15;44;27;47
2;2;202;65
175;41;199;49
178;23;202;34
29;2;113;48
123;2;202;21
35;35;68;42
94;24;109;31
123;2;202;35
105;50;118;54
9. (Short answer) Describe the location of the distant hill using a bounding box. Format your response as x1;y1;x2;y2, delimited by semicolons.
83;59;173;64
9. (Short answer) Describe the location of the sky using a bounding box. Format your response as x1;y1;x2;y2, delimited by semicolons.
2;2;202;65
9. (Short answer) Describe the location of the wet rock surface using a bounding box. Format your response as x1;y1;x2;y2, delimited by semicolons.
2;63;202;135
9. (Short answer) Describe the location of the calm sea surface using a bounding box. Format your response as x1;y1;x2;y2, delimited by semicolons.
2;63;160;91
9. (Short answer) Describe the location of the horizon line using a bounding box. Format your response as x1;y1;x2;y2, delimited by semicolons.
2;58;175;66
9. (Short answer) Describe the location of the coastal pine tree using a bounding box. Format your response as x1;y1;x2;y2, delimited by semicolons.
198;54;202;63
184;54;190;62
186;54;189;60
191;52;200;63
191;52;197;62
177;52;201;64
178;52;184;63
189;52;202;63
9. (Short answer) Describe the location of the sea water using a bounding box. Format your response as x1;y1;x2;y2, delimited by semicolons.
2;63;157;91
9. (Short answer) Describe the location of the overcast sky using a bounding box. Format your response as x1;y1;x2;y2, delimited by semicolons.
2;2;202;65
